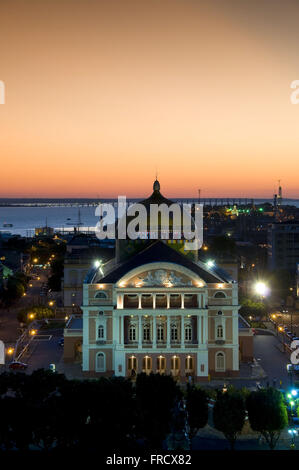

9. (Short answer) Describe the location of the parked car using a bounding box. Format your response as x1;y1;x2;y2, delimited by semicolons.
8;361;28;370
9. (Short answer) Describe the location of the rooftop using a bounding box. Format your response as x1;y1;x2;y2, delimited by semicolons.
90;240;232;284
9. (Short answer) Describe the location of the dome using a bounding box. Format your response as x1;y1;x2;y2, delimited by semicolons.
153;179;160;192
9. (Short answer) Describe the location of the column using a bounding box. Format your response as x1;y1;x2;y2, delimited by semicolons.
153;315;157;348
120;315;124;346
138;315;142;349
167;315;170;347
203;314;208;345
153;294;156;309
197;314;201;345
181;294;184;309
197;294;201;308
167;294;170;309
138;294;142;309
181;315;184;348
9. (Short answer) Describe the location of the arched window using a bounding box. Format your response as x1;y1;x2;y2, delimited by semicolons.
128;356;137;371
96;352;105;372
157;356;166;372
185;356;194;371
157;324;164;341
143;323;150;341
142;356;152;372
171;356;180;374
129;324;136;341
214;291;226;299
171;323;178;341
217;310;223;316
215;352;225;371
185;324;192;341
98;325;104;339
94;290;108;299
99;311;104;316
217;325;224;339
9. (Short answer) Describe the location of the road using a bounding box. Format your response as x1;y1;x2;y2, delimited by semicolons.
253;332;291;388
19;327;64;373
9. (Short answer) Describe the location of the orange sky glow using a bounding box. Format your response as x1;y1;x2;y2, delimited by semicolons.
0;0;299;199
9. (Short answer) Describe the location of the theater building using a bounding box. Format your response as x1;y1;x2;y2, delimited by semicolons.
64;240;246;380
63;180;253;380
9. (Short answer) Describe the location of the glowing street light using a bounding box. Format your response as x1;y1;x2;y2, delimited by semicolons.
28;313;35;320
30;329;37;336
254;282;269;297
206;260;215;268
7;347;14;355
48;301;54;307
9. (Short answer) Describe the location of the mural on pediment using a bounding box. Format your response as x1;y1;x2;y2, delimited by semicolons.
129;269;194;287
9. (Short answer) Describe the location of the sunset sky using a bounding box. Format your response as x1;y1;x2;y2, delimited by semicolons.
0;0;299;199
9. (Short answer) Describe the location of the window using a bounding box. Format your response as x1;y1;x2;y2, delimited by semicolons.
157;356;166;372
217;325;224;339
185;356;194;371
128;356;137;371
171;356;180;371
214;291;226;299
217;310;223;315
129;324;136;341
98;325;104;339
157;325;164;341
185;324;192;341
171;324;178;341
215;352;225;371
96;352;105;372
99;311;104;316
94;290;108;299
142;356;152;372
143;324;150;341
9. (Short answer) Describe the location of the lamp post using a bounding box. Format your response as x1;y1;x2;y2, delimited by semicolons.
288;429;297;449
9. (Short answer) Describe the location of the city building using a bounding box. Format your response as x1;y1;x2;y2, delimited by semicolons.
63;234;114;309
268;221;299;272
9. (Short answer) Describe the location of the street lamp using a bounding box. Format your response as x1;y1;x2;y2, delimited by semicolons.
30;329;37;336
288;428;297;449
206;260;215;268
254;282;269;298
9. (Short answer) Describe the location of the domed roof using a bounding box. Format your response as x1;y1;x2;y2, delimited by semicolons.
139;179;173;208
153;179;160;192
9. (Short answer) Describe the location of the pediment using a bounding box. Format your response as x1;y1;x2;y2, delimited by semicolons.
127;268;195;287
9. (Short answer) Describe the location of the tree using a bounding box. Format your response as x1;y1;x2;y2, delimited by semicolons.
185;385;208;446
246;388;288;449
135;373;182;449
48;256;64;291
213;388;246;450
239;298;266;319
1;276;25;306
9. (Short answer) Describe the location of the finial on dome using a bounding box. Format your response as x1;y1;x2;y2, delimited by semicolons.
153;178;160;192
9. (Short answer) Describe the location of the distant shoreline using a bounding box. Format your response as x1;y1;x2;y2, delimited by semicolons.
0;197;298;207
